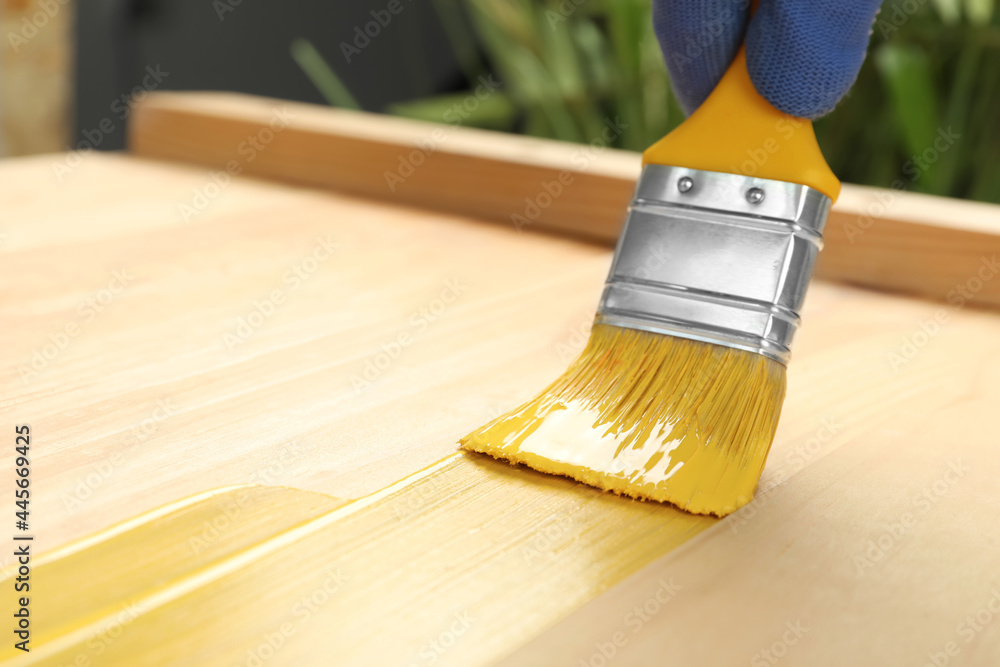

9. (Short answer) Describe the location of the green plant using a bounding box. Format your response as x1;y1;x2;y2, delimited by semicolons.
393;0;681;152
297;0;1000;203
814;0;1000;201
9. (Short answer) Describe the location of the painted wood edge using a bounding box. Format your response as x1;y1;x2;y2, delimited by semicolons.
128;91;1000;308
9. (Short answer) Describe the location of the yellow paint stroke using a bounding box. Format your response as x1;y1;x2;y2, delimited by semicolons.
1;485;347;664
3;453;715;666
462;324;786;516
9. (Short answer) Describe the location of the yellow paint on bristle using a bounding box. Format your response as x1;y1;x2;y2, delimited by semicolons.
461;323;787;516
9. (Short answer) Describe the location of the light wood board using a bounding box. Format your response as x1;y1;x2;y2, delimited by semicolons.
2;109;1000;664
130;92;1000;308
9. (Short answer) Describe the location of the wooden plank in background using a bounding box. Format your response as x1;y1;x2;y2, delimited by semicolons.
130;91;1000;309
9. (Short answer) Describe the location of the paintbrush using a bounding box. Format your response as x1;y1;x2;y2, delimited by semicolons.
461;46;840;517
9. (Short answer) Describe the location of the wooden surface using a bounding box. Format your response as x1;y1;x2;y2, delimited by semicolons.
2;98;1000;664
506;305;1000;665
8;455;713;666
131;92;1000;307
0;151;609;553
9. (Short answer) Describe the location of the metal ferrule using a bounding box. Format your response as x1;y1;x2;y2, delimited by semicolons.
597;164;832;364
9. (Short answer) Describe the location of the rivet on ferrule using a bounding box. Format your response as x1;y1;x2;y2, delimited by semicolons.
596;165;832;364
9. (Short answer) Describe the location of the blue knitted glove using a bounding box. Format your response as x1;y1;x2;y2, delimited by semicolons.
653;0;884;119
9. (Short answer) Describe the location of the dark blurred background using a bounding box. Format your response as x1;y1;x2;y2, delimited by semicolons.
73;1;464;147
1;0;997;202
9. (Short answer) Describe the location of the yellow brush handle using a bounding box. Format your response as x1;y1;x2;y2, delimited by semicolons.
643;47;841;202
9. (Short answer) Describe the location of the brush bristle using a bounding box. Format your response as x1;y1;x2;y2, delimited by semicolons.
460;323;786;516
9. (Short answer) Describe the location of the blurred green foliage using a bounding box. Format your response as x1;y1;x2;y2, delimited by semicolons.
305;0;1000;202
392;0;681;152
822;0;1000;202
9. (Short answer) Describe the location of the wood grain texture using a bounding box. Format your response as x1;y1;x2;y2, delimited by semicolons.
2;485;347;664
503;291;1000;665
129;91;1000;308
3;144;1000;664
2;455;712;666
0;151;609;559
505;313;1000;665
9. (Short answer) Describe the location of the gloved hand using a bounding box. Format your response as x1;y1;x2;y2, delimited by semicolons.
653;0;884;119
